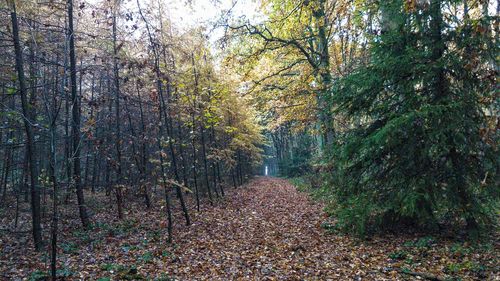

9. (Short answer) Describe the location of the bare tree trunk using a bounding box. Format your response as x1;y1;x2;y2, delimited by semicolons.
22;148;29;202
9;0;43;251
152;61;173;243
159;83;191;225
48;87;60;281
157;125;173;243
115;185;124;220
136;82;148;179
91;151;98;193
84;73;96;188
200;121;214;202
135;81;150;208
210;125;224;197
61;19;71;204
112;1;124;220
177;123;189;190
190;112;200;211
123;94;140;183
68;0;90;228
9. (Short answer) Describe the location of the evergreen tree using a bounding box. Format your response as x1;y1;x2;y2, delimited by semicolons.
330;0;498;237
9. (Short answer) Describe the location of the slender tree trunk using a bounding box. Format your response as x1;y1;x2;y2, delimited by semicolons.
190;54;214;203
136;83;148;179
160;34;191;225
112;3;122;181
91;152;98;193
112;2;124;219
15;177;20;228
62;19;71;204
90;79;101;195
84;74;96;188
115;185;124;220
9;0;43;251
135;82;150;208
208;126;220;197
200;123;214;202
190;112;200;211
124;95;141;183
48;99;59;281
210;125;224;196
23;148;29;203
153;65;173;243
68;0;90;228
104;76;112;197
160;80;191;225
136;1;190;225
177;123;189;189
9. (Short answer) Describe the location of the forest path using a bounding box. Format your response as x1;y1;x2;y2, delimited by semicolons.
167;176;358;279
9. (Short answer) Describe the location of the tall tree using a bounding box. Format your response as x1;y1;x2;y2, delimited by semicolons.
228;0;336;151
8;0;43;251
68;0;90;228
331;0;498;237
112;0;124;219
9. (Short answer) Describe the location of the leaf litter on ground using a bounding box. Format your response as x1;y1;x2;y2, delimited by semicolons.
0;177;498;280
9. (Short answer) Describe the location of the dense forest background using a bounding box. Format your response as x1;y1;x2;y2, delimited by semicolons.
0;0;498;280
